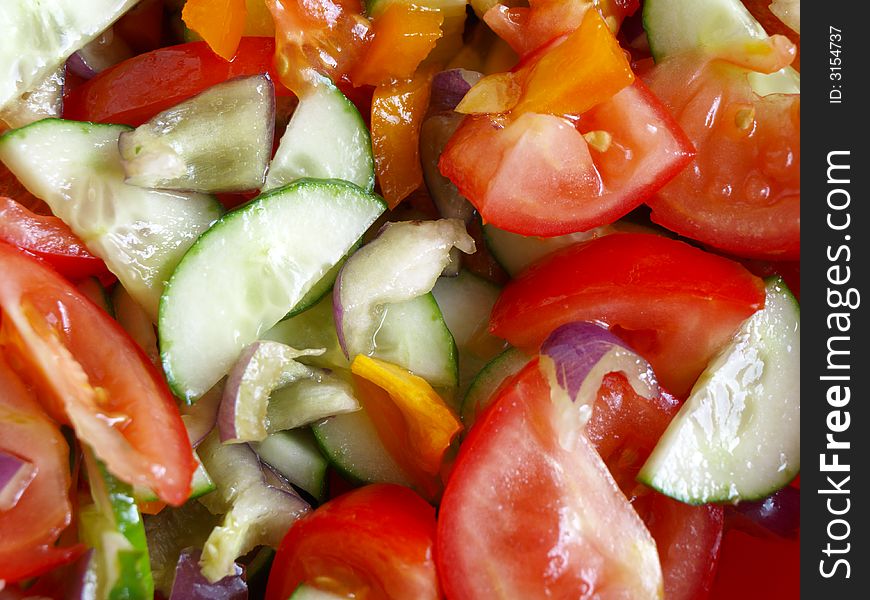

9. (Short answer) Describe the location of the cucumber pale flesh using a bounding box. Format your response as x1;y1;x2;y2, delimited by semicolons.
159;179;385;403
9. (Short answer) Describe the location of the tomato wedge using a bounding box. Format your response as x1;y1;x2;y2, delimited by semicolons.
490;233;766;396
439;81;694;236
591;374;725;600
0;355;85;584
438;359;662;598
265;484;440;600
0;242;195;505
0;196;110;281
484;0;640;57
640;495;725;600
63;37;291;126
644;55;800;260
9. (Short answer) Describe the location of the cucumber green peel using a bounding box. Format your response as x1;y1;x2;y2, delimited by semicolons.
638;277;800;504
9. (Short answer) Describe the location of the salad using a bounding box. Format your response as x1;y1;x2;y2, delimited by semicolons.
0;0;800;599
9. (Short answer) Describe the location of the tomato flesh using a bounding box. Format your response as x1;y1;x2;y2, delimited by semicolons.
0;242;195;505
63;38;291;126
0;355;85;584
490;233;766;396
0;196;110;281
265;483;440;600
439;82;694;237
644;55;800;260
438;360;663;599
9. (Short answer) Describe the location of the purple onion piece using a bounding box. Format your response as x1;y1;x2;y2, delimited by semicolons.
730;486;800;539
170;548;247;600
0;450;37;511
66;52;98;80
333;220;476;360
430;69;483;113
218;342;321;444
181;383;223;448
420;113;476;223
540;321;659;417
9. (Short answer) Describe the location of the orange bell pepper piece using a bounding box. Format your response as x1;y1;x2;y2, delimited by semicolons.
370;70;434;207
512;8;634;116
351;4;444;87
182;0;248;61
351;355;463;487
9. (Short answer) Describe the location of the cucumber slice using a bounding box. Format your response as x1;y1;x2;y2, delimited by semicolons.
0;119;222;321
431;270;507;396
638;277;800;504
0;67;64;129
266;375;360;433
312;408;414;487
290;584;349;600
0;0;138;111
642;0;799;95
460;347;530;426
483;223;617;277
159;179;385;403
266;288;458;390
265;74;374;193
254;429;330;502
262;294;350;371
80;449;153;600
119;75;275;193
375;292;459;389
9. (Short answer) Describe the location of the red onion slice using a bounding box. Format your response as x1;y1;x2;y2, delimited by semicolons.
540;321;660;426
430;69;483;114
333;219;475;360
218;341;324;444
197;433;309;582
0;449;37;511
181;383;224;448
731;485;800;539
170;547;247;600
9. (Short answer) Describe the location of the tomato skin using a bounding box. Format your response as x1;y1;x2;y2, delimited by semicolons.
709;528;799;599
0;354;85;584
265;484;440;600
438;360;663;599
644;55;800;260
439;81;694;237
0;197;110;281
63;38;291;126
490;233;766;396
638;495;725;600
484;0;640;57
0;242;195;505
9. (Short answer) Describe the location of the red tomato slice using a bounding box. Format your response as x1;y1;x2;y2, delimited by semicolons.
589;374;725;600
439;81;694;236
640;495;725;600
484;0;640;57
265;484;440;600
709;528;799;599
490;233;766;396
644;55;800;260
588;373;679;492
0;355;85;584
438;360;663;599
62;38;291;126
1;164;49;214
0;197;110;281
0;242;195;505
